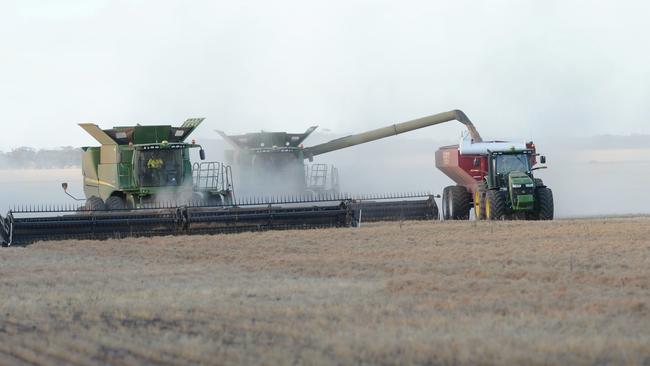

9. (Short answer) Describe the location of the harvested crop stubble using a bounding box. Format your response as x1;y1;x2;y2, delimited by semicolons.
1;218;650;365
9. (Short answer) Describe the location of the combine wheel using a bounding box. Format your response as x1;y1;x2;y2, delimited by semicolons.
442;186;471;220
105;196;126;210
207;194;223;206
85;196;106;211
535;187;554;220
485;190;506;220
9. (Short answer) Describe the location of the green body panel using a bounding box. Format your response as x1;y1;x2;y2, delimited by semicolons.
132;126;172;145
508;171;535;211
513;194;534;210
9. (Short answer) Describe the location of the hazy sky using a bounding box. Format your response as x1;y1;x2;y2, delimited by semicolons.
2;0;649;149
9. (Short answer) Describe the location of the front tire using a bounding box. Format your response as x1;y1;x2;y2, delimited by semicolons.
442;186;471;220
85;196;106;211
105;196;126;210
535;187;554;220
485;190;506;220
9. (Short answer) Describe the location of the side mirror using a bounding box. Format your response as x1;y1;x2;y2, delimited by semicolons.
199;149;206;161
540;156;546;164
61;182;84;201
473;157;480;168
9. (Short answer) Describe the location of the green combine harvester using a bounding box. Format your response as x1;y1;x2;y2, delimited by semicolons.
74;118;233;209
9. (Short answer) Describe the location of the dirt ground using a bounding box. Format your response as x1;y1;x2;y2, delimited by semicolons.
1;218;649;365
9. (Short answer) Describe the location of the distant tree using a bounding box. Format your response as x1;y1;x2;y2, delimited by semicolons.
0;147;81;169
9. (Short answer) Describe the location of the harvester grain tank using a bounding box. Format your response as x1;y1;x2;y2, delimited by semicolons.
76;118;233;209
217;110;483;195
435;133;553;220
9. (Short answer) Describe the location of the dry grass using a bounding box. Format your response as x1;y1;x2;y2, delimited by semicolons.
1;218;650;365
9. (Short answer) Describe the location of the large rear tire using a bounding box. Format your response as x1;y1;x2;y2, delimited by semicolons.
485;190;506;220
535;187;554;220
442;186;471;220
105;196;126;210
85;196;106;211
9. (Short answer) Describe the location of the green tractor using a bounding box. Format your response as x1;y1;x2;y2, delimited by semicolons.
69;118;234;210
476;150;553;220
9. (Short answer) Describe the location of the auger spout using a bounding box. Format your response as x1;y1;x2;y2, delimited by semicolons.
303;109;482;158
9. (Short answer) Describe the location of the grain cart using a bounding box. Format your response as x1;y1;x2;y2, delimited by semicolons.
75;118;234;209
435;133;553;220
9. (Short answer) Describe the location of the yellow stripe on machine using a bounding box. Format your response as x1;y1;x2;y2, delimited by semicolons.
84;177;115;188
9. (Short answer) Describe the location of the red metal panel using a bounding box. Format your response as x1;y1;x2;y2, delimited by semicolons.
435;145;486;193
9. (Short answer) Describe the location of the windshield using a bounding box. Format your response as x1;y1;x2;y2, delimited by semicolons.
495;154;530;175
135;149;184;187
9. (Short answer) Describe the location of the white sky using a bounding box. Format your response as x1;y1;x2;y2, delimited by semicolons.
1;0;649;149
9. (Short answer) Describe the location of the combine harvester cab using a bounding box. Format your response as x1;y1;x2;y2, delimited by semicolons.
436;133;553;221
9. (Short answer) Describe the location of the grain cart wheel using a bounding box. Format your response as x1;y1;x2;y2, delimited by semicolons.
535;187;554;220
485;190;506;220
442;186;471;220
85;196;106;211
105;196;126;210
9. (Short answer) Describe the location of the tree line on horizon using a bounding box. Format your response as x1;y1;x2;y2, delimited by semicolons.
0;147;81;169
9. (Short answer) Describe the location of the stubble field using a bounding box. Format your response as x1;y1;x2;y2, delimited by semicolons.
1;218;649;365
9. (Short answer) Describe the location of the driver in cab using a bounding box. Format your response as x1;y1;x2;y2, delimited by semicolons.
147;153;165;185
147;155;164;169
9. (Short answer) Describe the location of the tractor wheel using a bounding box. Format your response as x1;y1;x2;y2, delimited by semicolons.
85;196;106;211
535;187;554;220
485;190;506;220
105;196;126;210
442;186;471;220
473;183;487;220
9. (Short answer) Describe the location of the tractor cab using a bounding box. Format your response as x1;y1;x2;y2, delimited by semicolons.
487;150;534;188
